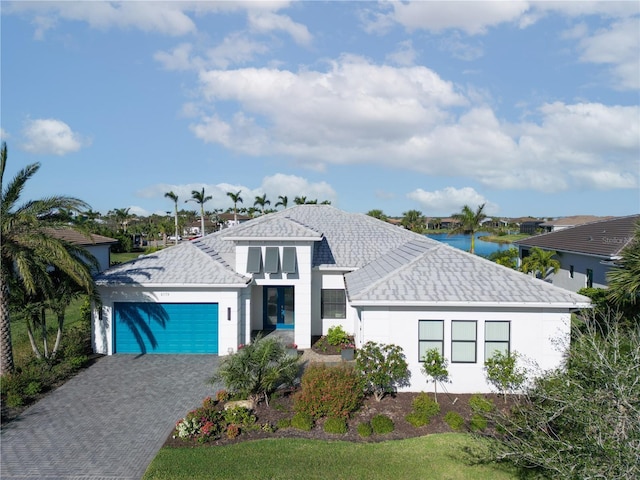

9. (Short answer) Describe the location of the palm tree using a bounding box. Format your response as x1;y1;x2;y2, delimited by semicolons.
294;196;307;205
367;209;388;221
112;207;133;233
1;142;99;374
187;188;212;237
606;223;640;307
449;203;488;254
401;210;425;233
254;194;270;214
520;247;561;280
227;190;243;223
164;191;179;244
275;195;288;209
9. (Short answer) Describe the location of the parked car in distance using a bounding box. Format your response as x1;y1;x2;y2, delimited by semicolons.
168;235;182;241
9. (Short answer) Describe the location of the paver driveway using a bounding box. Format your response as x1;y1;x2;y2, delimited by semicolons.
1;355;220;480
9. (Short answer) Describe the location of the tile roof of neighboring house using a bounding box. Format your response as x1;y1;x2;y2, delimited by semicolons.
514;214;640;258
539;215;612;227
46;228;118;245
95;205;591;307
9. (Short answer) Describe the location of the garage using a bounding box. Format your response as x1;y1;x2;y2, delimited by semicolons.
114;302;219;354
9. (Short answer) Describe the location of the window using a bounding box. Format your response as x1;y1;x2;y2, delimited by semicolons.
265;247;280;274
569;265;574;278
282;247;297;274
419;320;444;360
451;320;476;363
247;247;262;273
321;289;346;319
485;321;510;360
586;269;593;288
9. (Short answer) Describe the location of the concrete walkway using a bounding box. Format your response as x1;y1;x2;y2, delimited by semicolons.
0;355;220;480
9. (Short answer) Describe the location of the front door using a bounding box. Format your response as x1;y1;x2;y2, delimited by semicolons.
264;286;294;330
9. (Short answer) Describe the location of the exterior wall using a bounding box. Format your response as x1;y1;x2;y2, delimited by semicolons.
235;241;315;349
317;272;357;336
85;244;112;273
356;305;571;394
93;286;243;356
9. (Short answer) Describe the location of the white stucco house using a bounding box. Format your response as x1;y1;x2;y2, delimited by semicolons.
93;205;590;393
49;228;118;273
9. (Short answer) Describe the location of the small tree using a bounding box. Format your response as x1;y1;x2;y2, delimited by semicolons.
355;342;410;401
211;336;299;406
421;348;450;403
484;351;527;402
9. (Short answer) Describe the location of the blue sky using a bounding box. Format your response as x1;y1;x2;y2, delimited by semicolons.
2;1;639;219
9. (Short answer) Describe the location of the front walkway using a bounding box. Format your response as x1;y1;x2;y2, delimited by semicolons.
0;355;220;480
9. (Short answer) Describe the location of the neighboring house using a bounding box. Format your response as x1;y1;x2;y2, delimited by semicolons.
539;215;611;233
514;214;640;292
92;205;589;393
511;217;545;235
48;228;118;273
218;212;252;229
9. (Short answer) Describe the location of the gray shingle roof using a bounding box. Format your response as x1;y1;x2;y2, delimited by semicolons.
515;214;640;258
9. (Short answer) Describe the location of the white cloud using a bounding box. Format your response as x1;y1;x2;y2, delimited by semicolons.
439;33;484;61
248;11;312;46
261;173;337;204
407;187;498;216
154;43;201;71
21;118;88;155
386;40;417;66
0;128;9;140
570;170;637;190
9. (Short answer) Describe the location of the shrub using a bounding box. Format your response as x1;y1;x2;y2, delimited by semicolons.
323;417;348;434
5;391;23;408
223;407;257;428
276;418;291;429
24;381;42;397
444;411;465;431
226;424;240;439
412;392;440;418
326;325;350;346
469;394;495;414
355;342;410;401
484;351;527;402
293;363;363;419
357;422;373;438
405;412;429;427
371;414;394;434
174;396;225;441
290;412;314;431
261;422;276;433
470;413;487;432
216;390;229;402
212;335;299;405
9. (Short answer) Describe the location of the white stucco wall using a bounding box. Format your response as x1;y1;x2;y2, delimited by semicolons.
356;305;571;394
85;244;112;273
93;286;244;356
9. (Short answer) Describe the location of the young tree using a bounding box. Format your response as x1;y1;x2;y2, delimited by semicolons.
421;348;450;403
164;191;179;244
226;190;243;222
449;203;488;254
0;142;99;374
520;247;560;280
187;188;212;237
355;342;411;401
484;351;527;402
253;194;270;215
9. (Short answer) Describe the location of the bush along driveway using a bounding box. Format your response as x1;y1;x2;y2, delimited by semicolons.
0;355;220;480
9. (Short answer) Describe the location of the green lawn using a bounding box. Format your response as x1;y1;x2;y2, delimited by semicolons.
143;434;516;480
478;234;530;244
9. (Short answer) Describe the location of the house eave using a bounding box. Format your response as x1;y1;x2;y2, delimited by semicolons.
225;236;323;242
96;282;251;289
349;300;592;309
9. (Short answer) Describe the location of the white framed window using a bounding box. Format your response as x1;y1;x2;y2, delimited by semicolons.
419;320;444;360
321;289;346;319
451;320;476;363
485;321;510;360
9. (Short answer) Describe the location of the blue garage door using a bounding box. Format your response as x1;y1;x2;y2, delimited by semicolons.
114;303;218;354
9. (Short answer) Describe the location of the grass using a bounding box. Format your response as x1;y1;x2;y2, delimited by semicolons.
478;234;530;244
111;251;146;265
143;434;516;480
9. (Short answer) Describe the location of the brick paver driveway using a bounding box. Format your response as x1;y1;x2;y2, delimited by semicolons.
1;355;220;480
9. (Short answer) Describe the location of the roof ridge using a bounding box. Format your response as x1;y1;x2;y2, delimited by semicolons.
190;240;250;282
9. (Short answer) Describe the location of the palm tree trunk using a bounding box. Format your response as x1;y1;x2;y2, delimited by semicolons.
0;273;15;375
51;311;65;358
470;234;476;254
40;307;49;359
200;206;205;237
25;315;43;360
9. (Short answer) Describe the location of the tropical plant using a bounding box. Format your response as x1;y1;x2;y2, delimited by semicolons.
253;194;270;214
164;191;179;244
449;203;488;254
488;247;519;269
226;190;243;223
293;196;307;205
606;222;640;309
520;247;560;280
275;195;288;209
401;210;425;233
355;342;411;401
421;348;450;403
187;188;212;237
211;335;298;405
366;209;388;221
110;207;134;233
0;142;99;374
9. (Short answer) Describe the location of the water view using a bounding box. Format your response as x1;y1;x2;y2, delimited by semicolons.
425;233;512;257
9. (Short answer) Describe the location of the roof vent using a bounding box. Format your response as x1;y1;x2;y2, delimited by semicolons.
588;236;593;241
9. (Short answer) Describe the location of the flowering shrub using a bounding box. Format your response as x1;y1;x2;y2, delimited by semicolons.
173;397;224;442
215;390;229;402
293;363;363;419
226;424;240;439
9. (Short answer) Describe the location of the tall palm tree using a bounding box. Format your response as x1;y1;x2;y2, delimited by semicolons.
607;223;640;307
275;195;288;209
520;247;561;280
294;196;307;205
164;191;179;244
1;142;99;374
112;207;133;233
226;190;243;223
449;203;488;254
254;194;270;215
187;188;212;237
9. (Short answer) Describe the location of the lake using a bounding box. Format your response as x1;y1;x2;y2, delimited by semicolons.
425;233;512;257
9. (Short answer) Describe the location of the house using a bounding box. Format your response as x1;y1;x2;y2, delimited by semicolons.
514;214;640;292
510;217;545;235
92;205;589;393
218;212;252;229
539;215;611;233
48;228;118;273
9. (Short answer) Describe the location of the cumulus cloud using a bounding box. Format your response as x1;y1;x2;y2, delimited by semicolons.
407;187;498;216
248;10;312;46
21;118;89;155
386;40;417;66
0;128;9;140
